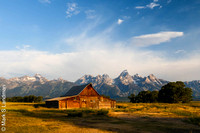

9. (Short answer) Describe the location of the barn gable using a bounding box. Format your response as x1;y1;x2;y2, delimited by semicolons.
79;84;100;96
63;83;100;97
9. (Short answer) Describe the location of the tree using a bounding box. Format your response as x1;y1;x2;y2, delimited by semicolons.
149;91;159;103
158;81;192;103
128;94;136;103
35;96;43;102
128;90;159;103
101;95;110;99
6;95;43;103
135;91;151;103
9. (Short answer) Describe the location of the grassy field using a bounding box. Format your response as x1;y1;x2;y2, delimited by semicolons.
2;101;200;133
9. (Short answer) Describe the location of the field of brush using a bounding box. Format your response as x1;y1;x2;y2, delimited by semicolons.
2;101;200;133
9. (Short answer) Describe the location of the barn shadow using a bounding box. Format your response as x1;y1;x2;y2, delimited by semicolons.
9;107;200;133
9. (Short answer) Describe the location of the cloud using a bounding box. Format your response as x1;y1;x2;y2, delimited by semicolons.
66;3;80;18
146;2;160;9
117;19;124;25
38;0;51;4
16;45;31;50
135;6;146;9
117;16;130;24
135;0;161;10
85;10;96;19
167;0;172;4
122;16;131;20
175;49;186;54
131;31;184;47
0;46;199;82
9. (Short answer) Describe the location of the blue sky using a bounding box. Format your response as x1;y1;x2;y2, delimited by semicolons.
0;0;200;81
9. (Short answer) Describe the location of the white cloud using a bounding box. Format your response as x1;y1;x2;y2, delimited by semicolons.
38;0;51;4
135;0;161;10
122;16;131;19
146;2;160;9
0;47;199;82
167;0;172;4
16;45;31;50
117;19;124;25
175;49;186;54
66;3;80;18
135;6;146;9
85;10;96;19
131;31;184;47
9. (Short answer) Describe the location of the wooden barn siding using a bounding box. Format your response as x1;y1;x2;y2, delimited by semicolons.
80;96;99;109
47;97;116;109
79;85;99;96
78;85;101;109
66;97;80;109
99;97;116;109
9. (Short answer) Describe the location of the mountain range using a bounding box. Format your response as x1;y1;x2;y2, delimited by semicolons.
1;70;200;100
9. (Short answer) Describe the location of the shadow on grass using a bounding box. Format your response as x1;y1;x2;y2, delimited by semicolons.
33;103;46;108
9;107;200;133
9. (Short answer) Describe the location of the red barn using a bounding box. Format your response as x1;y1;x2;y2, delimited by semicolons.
45;83;116;109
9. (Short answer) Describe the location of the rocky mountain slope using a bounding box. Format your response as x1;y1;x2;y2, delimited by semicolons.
0;70;199;99
75;70;169;98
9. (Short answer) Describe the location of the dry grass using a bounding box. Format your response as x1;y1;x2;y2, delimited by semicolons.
115;102;200;119
2;101;200;133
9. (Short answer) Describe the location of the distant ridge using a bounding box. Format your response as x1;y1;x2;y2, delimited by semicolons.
1;70;200;100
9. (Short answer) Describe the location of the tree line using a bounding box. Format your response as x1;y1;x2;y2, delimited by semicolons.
6;95;43;103
128;81;193;103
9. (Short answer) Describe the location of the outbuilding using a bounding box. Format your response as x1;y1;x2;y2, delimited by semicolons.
45;83;116;109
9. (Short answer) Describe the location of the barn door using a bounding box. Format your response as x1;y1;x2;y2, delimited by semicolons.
81;101;86;108
61;101;66;109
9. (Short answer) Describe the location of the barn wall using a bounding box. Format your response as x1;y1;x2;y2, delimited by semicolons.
59;100;67;109
80;96;99;109
99;97;115;109
65;97;80;109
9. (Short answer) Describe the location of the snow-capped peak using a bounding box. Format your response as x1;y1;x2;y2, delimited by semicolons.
75;73;114;86
148;74;156;80
102;74;109;79
75;75;93;85
145;74;162;85
34;73;42;78
134;73;143;78
119;70;129;77
8;74;47;83
34;73;47;83
116;70;135;85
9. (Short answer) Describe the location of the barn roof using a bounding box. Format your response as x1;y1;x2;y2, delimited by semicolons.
45;97;68;101
63;83;95;97
45;83;102;102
